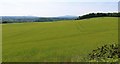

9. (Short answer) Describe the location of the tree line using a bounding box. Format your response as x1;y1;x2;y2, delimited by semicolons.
76;12;120;20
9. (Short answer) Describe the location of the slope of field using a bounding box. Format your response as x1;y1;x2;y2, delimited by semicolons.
3;17;118;62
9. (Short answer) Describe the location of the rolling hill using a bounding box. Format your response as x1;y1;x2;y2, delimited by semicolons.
2;17;118;62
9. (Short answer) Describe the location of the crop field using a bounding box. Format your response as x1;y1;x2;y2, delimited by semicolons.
2;17;118;62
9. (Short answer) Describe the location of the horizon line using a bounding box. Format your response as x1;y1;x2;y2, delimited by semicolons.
0;12;118;17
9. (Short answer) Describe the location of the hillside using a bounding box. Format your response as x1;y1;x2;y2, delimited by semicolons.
3;17;118;62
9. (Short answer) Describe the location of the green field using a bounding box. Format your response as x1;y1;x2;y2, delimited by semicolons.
3;17;118;62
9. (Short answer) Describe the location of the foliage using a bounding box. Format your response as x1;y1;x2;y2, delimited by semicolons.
88;43;119;62
76;13;120;20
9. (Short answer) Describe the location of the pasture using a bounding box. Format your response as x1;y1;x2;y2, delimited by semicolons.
2;17;118;62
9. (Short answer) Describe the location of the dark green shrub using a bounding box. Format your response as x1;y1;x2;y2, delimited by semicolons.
88;43;119;62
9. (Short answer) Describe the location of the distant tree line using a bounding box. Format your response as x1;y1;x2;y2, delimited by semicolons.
1;16;75;23
34;17;71;22
76;12;120;20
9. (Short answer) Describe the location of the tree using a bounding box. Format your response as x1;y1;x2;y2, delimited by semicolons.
76;12;120;20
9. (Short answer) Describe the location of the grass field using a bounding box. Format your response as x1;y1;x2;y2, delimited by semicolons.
2;17;118;62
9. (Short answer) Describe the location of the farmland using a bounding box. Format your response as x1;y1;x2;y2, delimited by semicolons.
2;17;118;62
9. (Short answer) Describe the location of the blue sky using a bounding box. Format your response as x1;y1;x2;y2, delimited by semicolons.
0;0;119;17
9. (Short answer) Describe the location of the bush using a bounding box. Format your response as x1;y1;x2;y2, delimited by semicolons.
88;43;119;62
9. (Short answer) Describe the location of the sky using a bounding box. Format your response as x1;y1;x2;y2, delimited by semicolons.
0;0;119;17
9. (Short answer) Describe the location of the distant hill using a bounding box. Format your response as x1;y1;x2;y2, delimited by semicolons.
1;16;78;23
2;16;39;23
58;15;78;19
